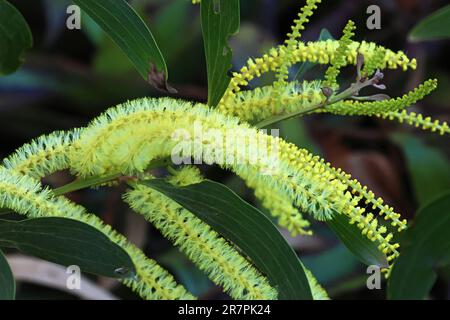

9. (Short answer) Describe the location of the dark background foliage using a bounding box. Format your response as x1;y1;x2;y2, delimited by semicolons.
1;0;449;299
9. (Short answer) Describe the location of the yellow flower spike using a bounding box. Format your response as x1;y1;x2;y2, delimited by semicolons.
247;174;312;236
275;0;321;86
377;110;450;135
362;46;387;77
219;80;324;122
274;139;404;261
323;20;356;90
124;184;277;300
167;166;204;187
2;130;80;179
0;168;195;300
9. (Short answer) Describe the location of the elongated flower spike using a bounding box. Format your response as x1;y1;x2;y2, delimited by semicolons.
124;183;278;300
323;20;356;90
377;110;450;135
66;97;404;266
275;0;321;86
322;79;438;116
2;130;80;179
0;168;195;300
167;166;204;186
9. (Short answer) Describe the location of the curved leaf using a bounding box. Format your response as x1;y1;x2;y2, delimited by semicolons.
388;191;450;299
73;0;171;91
201;0;240;106
409;5;450;42
392;134;450;205
0;0;33;75
327;212;389;268
142;179;313;300
0;217;135;279
0;249;15;300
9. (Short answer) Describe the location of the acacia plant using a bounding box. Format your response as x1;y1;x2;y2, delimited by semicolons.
0;0;449;300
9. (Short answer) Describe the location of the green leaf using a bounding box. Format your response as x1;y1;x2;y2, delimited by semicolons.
72;0;171;91
201;0;240;106
294;28;334;81
0;0;33;75
388;191;450;299
327;212;389;268
142;179;313;300
409;5;450;42
0;217;135;279
392;133;450;205
0;249;15;300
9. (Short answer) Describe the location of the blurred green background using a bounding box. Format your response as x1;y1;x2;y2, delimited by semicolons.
1;0;449;299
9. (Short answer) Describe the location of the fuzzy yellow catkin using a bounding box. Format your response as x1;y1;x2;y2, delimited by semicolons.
222;80;325;123
0;168;195;300
2;130;81;179
1;131;195;300
275;0;321;86
124;183;278;300
167;166;204;186
68;97;404;263
323;20;356;89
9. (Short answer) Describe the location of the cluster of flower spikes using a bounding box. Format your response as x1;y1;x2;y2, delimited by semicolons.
63;97;405;266
199;0;412;264
213;0;446;268
216;3;447;137
123;167;277;300
1;118;281;300
0;98;334;300
0;166;194;300
1;0;443;299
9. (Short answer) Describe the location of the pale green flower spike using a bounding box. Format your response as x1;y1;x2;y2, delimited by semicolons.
321;79;438;116
0;168;195;300
323;20;356;90
2;130;81;179
167;166;204;187
124;184;278;300
377;110;450;135
66;97;404;264
275;0;321;87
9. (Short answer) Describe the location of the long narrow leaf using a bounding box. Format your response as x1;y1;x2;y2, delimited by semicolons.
201;0;240;106
327;212;389;268
73;0;171;91
388;191;450;299
0;217;135;279
0;0;33;75
0;249;15;300
142;179;313;300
